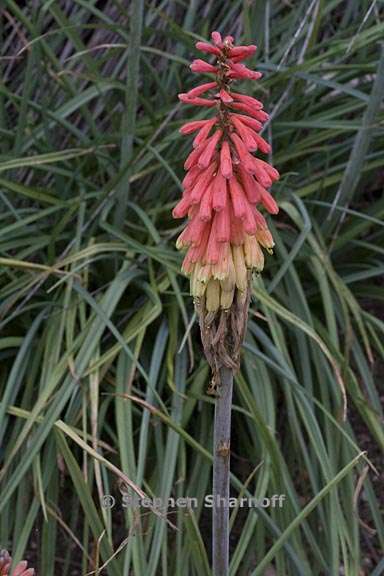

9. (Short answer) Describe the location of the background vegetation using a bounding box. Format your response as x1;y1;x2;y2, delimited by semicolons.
0;1;383;574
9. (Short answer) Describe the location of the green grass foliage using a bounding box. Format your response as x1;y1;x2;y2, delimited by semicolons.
0;1;383;574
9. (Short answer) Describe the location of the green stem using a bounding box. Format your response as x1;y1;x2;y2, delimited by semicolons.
212;366;233;575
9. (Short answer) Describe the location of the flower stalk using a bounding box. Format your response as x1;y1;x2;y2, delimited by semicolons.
212;365;233;574
173;31;279;574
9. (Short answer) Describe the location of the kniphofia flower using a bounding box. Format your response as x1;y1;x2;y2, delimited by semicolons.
173;32;279;374
0;550;34;576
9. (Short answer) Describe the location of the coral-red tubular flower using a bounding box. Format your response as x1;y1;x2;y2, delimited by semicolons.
174;32;280;313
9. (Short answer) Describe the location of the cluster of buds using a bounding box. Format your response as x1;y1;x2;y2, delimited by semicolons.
0;550;34;576
173;31;279;314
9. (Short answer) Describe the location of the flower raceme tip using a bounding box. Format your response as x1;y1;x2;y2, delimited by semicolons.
0;550;34;576
173;31;279;312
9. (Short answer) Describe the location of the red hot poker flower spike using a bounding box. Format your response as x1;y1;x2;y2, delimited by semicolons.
173;32;280;375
